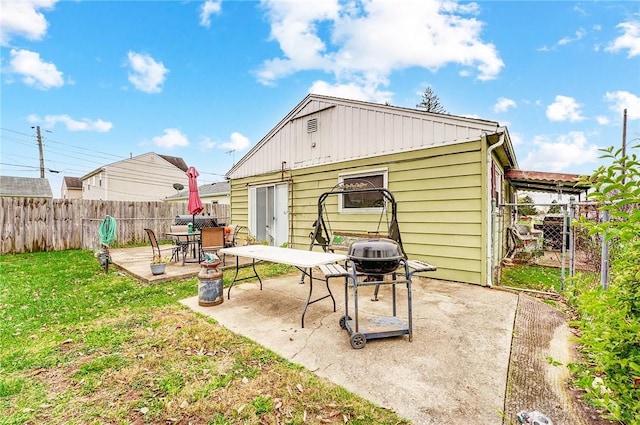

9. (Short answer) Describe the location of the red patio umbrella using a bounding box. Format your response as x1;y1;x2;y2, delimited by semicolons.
186;166;204;218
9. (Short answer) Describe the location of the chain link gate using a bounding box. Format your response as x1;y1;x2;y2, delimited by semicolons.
494;198;607;290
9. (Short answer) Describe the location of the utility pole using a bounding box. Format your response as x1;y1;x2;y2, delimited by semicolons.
622;108;627;184
35;126;45;178
622;108;627;158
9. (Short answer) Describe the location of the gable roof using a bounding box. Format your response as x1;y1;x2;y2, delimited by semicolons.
0;176;53;198
63;176;82;189
164;181;230;200
81;152;188;179
227;93;512;179
158;154;188;172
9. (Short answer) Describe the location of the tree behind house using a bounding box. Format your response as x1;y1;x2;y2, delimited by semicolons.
416;86;447;114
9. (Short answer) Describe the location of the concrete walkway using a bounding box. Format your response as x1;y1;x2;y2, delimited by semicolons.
181;273;518;424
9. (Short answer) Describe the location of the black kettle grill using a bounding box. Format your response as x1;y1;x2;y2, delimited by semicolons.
348;238;404;274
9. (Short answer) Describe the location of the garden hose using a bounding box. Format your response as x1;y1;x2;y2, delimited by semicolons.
99;215;117;246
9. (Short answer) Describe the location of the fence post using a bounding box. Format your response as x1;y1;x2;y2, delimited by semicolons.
568;196;576;280
600;209;610;290
560;203;567;289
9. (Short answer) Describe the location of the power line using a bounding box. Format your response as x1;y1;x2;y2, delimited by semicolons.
1;127;230;191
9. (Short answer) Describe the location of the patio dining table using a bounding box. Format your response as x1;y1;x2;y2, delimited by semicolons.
218;245;348;327
166;231;201;265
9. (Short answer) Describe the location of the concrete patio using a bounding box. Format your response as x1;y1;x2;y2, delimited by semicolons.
108;245;596;425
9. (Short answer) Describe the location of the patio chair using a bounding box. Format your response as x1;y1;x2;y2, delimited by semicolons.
505;224;544;261
144;228;180;263
200;227;225;261
169;224;190;261
222;224;247;264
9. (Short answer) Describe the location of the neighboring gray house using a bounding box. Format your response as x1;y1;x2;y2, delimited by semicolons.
0;176;53;198
61;176;82;199
164;181;230;205
81;152;189;201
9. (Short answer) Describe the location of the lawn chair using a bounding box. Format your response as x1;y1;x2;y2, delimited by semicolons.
144;228;179;263
200;227;225;261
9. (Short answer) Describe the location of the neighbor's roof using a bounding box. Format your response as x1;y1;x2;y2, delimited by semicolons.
506;169;591;195
159;154;188;172
81;152;188;179
165;181;230;200
63;176;82;189
0;176;53;198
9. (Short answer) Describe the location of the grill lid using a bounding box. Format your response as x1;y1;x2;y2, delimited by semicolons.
348;238;403;259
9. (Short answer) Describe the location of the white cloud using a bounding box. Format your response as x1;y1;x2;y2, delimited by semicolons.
152;128;189;148
557;28;587;46
546;95;585;122
257;0;503;100
606;21;640;57
494;97;516;113
596;116;610;125
200;0;222;28
127;51;169;94
0;0;57;46
604;91;640;120
509;132;524;147
29;114;113;132
199;137;217;150
309;80;393;104
519;132;600;172
220;132;250;151
8;48;63;89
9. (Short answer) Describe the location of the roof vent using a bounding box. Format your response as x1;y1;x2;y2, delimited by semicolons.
307;118;318;133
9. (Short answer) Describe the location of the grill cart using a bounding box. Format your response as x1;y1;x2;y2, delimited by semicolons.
307;184;436;349
341;244;436;349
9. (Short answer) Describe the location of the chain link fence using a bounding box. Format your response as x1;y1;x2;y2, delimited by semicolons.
494;199;607;289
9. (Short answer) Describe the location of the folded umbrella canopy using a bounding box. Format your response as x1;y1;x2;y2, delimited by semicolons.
186;166;204;217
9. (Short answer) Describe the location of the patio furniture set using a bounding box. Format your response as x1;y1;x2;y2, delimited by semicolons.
144;220;246;267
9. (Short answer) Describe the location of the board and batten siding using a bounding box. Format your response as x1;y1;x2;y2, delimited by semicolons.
229;96;497;180
229;140;486;285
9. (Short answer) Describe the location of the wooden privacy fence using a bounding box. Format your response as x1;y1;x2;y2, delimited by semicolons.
0;197;229;254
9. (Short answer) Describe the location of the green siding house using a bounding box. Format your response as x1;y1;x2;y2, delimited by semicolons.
225;94;518;286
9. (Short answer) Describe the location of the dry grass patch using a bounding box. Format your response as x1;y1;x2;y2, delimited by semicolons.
4;300;407;424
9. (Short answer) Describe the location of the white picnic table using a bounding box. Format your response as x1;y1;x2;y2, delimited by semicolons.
219;245;348;327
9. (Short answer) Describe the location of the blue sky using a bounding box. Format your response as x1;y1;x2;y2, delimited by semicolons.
1;0;639;198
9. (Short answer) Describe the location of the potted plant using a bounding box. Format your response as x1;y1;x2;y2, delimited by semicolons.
150;255;169;275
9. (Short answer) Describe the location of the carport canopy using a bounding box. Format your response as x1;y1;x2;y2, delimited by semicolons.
505;169;591;196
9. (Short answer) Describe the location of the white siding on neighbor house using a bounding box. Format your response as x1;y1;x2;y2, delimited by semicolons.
82;153;186;201
229;96;498;180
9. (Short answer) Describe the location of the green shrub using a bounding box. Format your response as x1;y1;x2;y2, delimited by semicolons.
569;144;640;423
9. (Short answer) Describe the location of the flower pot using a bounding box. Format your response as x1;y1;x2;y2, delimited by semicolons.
150;263;166;275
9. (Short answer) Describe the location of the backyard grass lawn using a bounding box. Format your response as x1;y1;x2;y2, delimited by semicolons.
0;250;408;425
500;264;563;292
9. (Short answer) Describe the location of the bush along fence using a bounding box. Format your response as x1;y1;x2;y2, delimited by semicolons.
494;197;608;290
0;197;229;254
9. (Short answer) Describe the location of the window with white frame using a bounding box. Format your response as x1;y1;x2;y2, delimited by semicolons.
338;169;388;214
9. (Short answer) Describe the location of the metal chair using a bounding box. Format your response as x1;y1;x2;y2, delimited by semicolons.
144;228;179;263
169;224;190;262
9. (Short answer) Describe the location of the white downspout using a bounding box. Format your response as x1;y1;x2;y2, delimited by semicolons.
486;130;505;287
